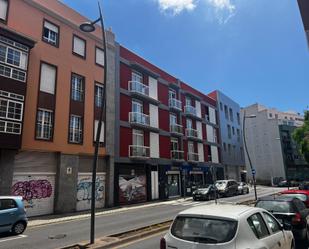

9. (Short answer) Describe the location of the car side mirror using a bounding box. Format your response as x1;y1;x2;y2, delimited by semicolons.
281;222;292;231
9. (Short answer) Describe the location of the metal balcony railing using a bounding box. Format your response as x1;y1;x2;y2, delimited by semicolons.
171;150;184;161
188;152;199;162
184;105;197;116
169;98;182;111
129;145;150;158
129;112;150;126
128;81;149;97
170;124;183;135
186;128;199;139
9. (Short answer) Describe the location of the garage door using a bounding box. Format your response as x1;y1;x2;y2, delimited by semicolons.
76;173;105;211
11;173;55;217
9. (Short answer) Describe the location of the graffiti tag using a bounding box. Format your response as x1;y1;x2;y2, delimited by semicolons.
77;177;104;203
12;180;53;201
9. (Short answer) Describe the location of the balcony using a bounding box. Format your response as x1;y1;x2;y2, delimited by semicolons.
169;98;182;111
129;145;150;159
170;124;183;136
171;150;185;161
129;112;150;127
128;81;159;104
184;105;197;117
186;128;199;140
188;152;199;163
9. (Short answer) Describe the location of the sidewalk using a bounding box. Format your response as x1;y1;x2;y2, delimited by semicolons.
28;197;192;228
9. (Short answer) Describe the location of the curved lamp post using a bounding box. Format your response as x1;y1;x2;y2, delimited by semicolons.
79;1;107;245
242;110;257;201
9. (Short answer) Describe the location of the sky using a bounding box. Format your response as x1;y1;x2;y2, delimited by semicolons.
62;0;309;113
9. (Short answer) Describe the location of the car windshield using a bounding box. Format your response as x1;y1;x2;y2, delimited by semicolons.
256;200;294;213
281;194;307;202
171;216;238;244
198;184;211;189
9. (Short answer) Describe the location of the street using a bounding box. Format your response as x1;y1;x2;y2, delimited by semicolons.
0;186;286;249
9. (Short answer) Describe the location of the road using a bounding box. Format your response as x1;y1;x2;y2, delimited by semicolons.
0;186;285;249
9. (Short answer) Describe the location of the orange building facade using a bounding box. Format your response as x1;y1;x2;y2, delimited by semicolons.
0;0;116;216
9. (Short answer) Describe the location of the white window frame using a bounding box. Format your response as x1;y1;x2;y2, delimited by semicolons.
170;113;177;125
133;129;144;146
73;35;86;58
188;141;194;153
43;20;59;46
131;71;143;83
132;99;143;113
95;83;104;107
186;118;192;129
185;97;191;106
69;115;83;143
0;0;8;22
169;89;176;99
95;47;105;66
0;120;21;135
0;97;23;121
36;108;53;140
171;137;179;151
0;43;28;70
71;74;84;102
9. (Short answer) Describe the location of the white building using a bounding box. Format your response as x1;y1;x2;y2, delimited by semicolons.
241;104;304;185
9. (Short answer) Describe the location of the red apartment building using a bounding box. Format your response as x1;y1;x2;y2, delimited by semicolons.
114;45;223;205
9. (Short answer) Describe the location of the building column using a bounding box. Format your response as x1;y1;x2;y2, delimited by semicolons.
0;149;16;195
54;154;79;214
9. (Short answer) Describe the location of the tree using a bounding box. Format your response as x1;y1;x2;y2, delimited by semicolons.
292;111;309;163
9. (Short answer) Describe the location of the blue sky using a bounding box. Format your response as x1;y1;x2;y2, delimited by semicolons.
63;0;309;113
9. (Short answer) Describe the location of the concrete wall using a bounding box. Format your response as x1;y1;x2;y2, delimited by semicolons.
0;149;16;195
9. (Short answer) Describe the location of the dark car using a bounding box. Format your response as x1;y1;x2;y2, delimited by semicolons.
215;180;238;197
192;184;217;201
255;195;309;243
237;182;249;195
299;181;309;190
278;180;289;187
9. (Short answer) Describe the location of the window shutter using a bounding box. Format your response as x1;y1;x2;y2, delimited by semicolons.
73;36;85;57
40;63;56;94
20;53;28;70
96;48;104;66
44;21;58;33
94;120;104;142
0;0;8;21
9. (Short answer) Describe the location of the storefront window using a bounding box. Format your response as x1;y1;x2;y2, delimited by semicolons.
168;174;180;197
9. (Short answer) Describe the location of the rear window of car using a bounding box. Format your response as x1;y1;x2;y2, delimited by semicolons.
171;216;238;244
256;200;294;213
0;199;17;210
281;194;307;202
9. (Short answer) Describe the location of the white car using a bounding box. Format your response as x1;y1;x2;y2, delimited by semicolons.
161;204;294;249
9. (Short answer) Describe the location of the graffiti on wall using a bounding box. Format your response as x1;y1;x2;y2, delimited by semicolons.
11;175;55;217
119;175;146;205
76;175;105;211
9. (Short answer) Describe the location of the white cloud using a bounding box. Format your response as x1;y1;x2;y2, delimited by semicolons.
157;0;197;15
205;0;236;24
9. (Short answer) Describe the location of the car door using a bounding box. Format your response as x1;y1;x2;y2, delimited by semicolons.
0;199;18;233
262;212;290;249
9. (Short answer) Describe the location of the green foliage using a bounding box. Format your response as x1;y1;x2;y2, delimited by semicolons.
292;111;309;163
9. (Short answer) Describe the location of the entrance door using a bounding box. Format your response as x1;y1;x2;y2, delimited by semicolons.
168;173;180;197
151;171;159;200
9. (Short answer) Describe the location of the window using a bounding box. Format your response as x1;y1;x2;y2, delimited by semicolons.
132;71;143;83
224;105;228;119
170;113;177;125
94;120;104;143
232;126;235;135
95;83;104;108
40;63;56;94
220;102;223;111
188;141;194;153
42;20;59;46
0;43;27;70
69;115;82;143
171;137;179;151
36;109;53;140
95;47;104;66
186;118;192;129
185;97;191;106
229;108;233;122
132;99;143;113
207;145;212;161
169;89;176;99
223;142;227;151
269;113;273;118
0;98;23;121
0;0;8;22
133;129;144;146
247;213;269;239
227;124;231;139
0;120;21;134
73;35;86;58
237;112;240;125
240;147;244;160
0;199;17;210
263;212;281;233
71;74;84;101
228;144;231;155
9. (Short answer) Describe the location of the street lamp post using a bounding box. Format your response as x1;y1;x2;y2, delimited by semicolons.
242;110;258;201
79;1;107;245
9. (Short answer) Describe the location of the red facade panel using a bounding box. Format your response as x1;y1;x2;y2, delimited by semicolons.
120;63;131;90
202;124;207;140
159;135;170;159
158;83;169;106
120;127;132;157
159;109;170;132
120;94;131;122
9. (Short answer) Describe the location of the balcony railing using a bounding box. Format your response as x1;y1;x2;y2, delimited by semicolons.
170;124;183;135
188;152;199;162
129;145;150;158
128;81;149;97
186;128;199;139
129;112;150;126
184;105;197;116
169;98;182;111
171;150;184;161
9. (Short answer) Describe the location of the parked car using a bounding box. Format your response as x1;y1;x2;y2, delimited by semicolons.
255;195;309;243
0;196;27;235
299;181;309;190
237;182;249;195
161;204;294;249
278;180;289;187
280;190;309;208
192;184;217;201
215;180;238;197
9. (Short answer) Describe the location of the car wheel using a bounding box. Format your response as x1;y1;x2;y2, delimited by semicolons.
12;221;26;235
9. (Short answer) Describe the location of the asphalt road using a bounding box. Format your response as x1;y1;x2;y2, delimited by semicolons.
0;186;285;249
